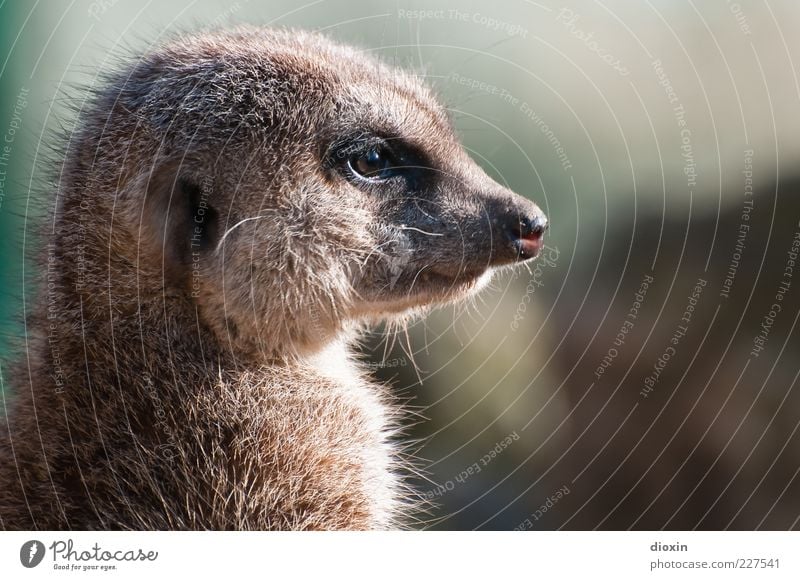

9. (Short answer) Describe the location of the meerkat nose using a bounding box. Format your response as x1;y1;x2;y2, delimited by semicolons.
508;212;548;260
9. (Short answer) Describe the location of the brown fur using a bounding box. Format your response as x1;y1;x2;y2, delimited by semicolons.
0;27;546;530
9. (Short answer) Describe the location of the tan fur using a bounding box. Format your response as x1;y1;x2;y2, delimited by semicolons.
0;27;546;530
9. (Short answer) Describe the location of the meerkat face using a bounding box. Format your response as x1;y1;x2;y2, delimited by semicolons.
130;29;546;355
317;65;548;320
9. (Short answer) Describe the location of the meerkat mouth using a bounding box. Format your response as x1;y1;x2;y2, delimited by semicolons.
379;219;547;307
357;266;488;317
515;228;544;259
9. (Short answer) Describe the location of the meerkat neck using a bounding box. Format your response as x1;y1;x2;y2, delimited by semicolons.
306;338;362;383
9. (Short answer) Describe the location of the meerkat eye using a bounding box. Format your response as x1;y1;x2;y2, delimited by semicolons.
348;146;396;180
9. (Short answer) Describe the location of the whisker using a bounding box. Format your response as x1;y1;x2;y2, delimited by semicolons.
399;225;443;237
406;264;432;297
215;213;275;255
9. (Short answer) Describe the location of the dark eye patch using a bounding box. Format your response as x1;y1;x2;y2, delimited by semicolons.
327;132;432;191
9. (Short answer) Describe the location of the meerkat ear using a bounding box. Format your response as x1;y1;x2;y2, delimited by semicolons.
142;162;219;284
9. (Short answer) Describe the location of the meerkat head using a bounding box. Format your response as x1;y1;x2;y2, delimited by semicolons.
95;28;545;359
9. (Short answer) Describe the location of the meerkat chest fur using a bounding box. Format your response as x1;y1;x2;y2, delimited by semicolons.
189;338;403;530
305;340;401;523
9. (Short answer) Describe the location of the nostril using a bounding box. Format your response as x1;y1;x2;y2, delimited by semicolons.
513;215;547;240
507;213;547;261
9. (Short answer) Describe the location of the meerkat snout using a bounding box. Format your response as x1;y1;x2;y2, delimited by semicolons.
506;208;549;260
480;192;549;263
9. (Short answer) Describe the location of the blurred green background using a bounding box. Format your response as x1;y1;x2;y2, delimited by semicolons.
2;0;800;529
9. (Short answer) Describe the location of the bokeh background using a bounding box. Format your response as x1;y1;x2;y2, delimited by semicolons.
2;0;800;529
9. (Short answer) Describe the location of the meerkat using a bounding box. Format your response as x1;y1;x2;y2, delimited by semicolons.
0;27;547;530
